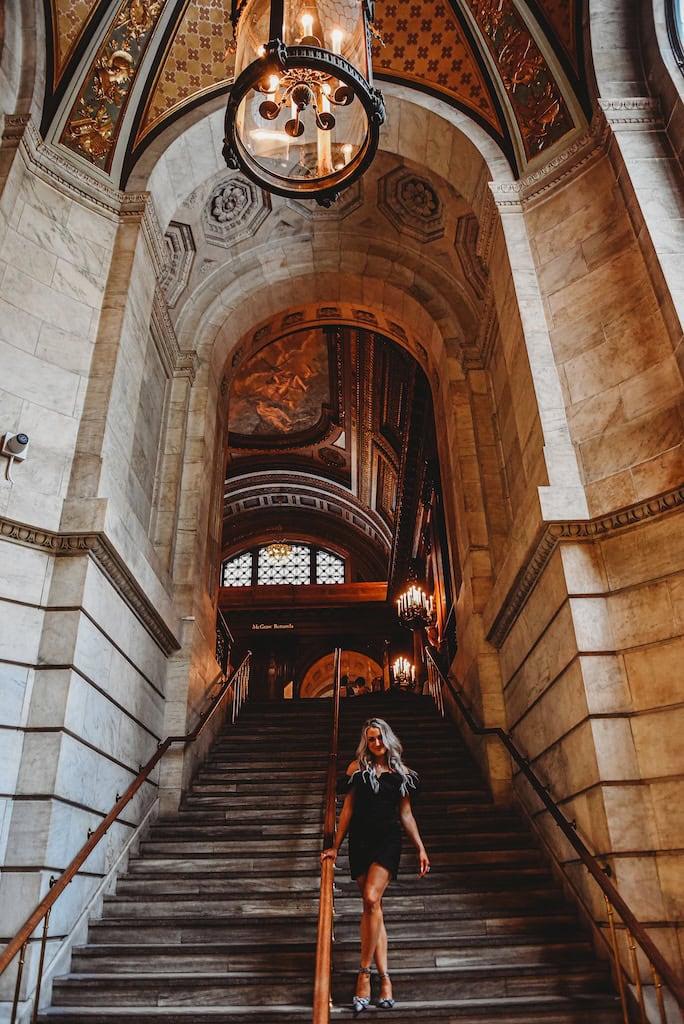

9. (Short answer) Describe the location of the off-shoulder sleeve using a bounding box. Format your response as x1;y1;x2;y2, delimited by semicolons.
336;770;362;795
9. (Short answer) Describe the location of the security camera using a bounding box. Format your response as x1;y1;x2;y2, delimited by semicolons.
2;432;30;459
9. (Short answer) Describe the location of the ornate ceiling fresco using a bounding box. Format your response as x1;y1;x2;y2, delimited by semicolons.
42;0;589;182
223;325;431;585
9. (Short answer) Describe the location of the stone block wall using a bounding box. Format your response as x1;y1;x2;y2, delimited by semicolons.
0;127;186;1009
525;152;683;515
492;506;684;974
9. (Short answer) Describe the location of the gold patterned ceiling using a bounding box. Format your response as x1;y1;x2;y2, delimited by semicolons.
43;0;589;182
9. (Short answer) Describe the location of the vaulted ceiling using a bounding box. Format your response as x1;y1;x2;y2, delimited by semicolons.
42;0;590;184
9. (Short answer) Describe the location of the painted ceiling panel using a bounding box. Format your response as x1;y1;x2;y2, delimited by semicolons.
529;0;578;71
137;0;234;145
372;0;502;133
50;0;99;84
49;0;584;177
467;0;574;157
60;0;168;169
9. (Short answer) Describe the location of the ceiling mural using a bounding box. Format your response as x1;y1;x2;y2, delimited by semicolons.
527;0;578;71
49;0;99;85
228;330;331;438
45;0;586;180
59;0;167;168
468;0;573;156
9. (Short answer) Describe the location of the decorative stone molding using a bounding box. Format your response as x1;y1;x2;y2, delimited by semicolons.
203;175;271;248
488;98;663;211
475;285;498;369
4;115;124;220
487;485;684;648
150;289;198;382
377;167;445;242
226;303;429;375
474;184;497;270
160;221;195;307
598;97;663;127
0;516;181;655
120;191;169;278
286;180;362;220
454;214;488;301
223;472;392;550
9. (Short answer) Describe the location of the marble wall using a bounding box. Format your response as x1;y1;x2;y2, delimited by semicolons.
0;125;186;1012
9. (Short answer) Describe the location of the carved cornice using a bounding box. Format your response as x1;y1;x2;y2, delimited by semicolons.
121;192;169;278
487;486;684;648
598;97;663;127
0;515;180;655
3;118;171;278
150;288;198;382
223;471;393;550
5;116;124;219
488;98;664;211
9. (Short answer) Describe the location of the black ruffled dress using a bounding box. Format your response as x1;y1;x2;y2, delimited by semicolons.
341;770;405;880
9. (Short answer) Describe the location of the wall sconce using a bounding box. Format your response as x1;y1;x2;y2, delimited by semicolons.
2;432;29;483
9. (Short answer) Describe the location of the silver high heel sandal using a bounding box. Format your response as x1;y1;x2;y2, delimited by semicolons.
376;972;395;1009
353;966;373;1014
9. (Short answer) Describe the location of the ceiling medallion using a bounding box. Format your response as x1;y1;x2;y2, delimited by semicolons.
265;540;293;561
223;0;386;206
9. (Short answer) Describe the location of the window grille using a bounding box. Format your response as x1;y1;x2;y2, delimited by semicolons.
222;551;252;587
316;549;345;584
221;545;347;586
257;543;311;585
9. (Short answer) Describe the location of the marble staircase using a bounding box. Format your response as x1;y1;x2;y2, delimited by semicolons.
38;694;621;1023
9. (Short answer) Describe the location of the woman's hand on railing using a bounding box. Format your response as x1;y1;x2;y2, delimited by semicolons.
320;847;337;864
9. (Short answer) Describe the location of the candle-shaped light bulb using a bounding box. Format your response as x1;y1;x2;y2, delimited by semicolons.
331;28;344;53
301;13;314;36
342;142;353;164
267;74;280;94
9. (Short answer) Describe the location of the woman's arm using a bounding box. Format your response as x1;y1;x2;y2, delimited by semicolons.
320;761;358;864
399;795;430;876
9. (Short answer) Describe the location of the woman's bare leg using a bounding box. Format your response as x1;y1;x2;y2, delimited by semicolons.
354;863;392;1000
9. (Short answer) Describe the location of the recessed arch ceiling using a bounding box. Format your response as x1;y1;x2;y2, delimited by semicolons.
42;0;590;182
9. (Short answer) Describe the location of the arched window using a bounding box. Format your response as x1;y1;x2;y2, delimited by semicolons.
667;0;684;70
221;544;346;586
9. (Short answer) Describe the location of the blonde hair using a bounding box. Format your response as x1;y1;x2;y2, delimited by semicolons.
355;718;418;795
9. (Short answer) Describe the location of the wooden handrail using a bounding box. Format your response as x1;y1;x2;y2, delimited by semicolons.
424;649;684;1014
312;647;342;1024
0;652;252;988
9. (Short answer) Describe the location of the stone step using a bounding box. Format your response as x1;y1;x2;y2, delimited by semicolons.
330;963;613;1000
51;974;313;1008
102;885;563;920
87;919;318;944
70;945;315;974
70;938;595;975
144;823;533;848
116;866;553;896
39;997;622;1024
39;698;621;1024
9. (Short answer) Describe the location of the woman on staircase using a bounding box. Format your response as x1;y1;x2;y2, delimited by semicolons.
320;717;430;1012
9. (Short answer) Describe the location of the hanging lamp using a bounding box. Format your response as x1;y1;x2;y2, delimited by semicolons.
223;0;385;206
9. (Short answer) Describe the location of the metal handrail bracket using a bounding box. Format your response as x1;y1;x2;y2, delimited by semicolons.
0;651;252;1023
424;649;684;1023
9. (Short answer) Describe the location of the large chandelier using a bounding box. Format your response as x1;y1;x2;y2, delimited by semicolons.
264;540;293;562
223;0;386;205
397;584;435;630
